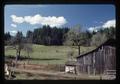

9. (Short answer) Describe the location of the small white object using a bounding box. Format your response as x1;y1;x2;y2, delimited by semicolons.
5;64;10;76
65;66;75;73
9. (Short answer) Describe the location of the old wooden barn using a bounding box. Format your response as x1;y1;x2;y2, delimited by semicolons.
65;39;116;77
76;39;116;75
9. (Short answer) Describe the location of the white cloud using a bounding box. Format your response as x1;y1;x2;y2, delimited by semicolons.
41;16;67;27
102;19;116;28
10;30;17;36
88;19;116;32
24;14;43;25
11;23;17;28
11;14;67;27
88;27;98;32
11;15;24;24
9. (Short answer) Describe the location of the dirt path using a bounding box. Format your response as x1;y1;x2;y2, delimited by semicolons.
12;68;79;78
8;63;102;80
11;67;102;80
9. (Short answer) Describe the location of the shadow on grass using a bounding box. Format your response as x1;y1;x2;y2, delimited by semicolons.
5;55;61;61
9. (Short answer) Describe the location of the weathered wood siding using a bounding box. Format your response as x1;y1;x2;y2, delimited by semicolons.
76;45;116;75
104;46;116;71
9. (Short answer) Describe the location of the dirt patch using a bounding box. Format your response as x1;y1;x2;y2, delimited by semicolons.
16;63;65;72
13;70;77;80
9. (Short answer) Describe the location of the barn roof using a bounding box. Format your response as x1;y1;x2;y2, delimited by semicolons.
76;38;115;59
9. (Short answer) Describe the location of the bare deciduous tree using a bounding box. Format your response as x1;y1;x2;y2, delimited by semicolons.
64;25;86;55
23;43;33;64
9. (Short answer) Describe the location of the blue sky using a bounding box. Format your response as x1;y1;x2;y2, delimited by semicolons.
5;5;115;36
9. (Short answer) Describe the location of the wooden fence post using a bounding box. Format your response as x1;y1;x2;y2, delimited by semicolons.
88;65;90;75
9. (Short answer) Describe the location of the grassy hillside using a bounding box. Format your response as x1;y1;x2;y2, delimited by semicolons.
5;44;96;64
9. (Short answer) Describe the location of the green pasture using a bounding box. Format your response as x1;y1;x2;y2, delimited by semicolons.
5;44;96;64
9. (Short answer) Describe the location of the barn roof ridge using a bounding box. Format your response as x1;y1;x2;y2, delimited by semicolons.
76;38;115;58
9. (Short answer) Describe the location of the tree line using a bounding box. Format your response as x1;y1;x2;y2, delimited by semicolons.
5;25;115;47
63;25;115;55
31;25;69;45
5;25;115;61
5;25;69;46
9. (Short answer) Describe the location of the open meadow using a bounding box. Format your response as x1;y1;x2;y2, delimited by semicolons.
5;44;96;65
5;44;97;80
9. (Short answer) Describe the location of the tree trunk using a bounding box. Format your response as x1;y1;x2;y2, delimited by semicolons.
15;50;18;67
78;45;80;55
15;49;21;67
27;52;30;64
18;50;21;60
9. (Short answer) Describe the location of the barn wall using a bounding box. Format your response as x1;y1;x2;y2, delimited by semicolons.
104;46;116;71
77;45;116;75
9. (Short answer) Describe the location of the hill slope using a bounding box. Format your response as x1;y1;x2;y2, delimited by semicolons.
5;44;95;64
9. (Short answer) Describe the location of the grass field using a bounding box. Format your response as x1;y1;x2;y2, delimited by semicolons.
5;44;100;80
5;44;96;64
